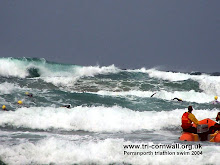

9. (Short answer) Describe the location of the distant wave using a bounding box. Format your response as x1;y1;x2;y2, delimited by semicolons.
0;57;76;78
1;57;220;96
131;68;220;95
0;57;119;79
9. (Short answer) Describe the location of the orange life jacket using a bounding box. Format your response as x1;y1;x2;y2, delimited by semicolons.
181;112;192;129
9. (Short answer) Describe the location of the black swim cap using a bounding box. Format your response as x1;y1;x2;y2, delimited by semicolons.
188;106;193;112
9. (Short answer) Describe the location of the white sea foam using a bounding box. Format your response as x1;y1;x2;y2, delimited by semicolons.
129;68;198;81
0;137;219;165
94;89;213;103
198;76;220;96
156;90;213;103
141;68;192;81
0;58;119;79
95;90;154;98
74;65;119;77
0;82;36;96
132;68;220;96
36;67;220;97
0;59;29;78
0;82;18;94
0;106;218;132
0;58;64;78
42;65;119;86
0;58;120;89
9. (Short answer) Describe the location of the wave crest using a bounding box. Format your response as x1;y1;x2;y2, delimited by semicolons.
0;106;218;132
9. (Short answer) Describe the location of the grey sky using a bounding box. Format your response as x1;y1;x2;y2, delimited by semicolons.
0;0;220;72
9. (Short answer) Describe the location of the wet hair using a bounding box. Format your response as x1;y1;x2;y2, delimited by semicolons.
216;112;220;121
188;106;193;112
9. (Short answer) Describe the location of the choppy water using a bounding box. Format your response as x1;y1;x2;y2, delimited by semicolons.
0;57;219;165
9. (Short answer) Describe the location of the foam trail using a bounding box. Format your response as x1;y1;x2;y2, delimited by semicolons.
0;106;218;132
157;90;213;103
94;90;213;103
95;90;154;98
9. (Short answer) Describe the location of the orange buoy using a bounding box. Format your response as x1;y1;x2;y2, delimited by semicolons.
179;132;199;141
212;132;220;142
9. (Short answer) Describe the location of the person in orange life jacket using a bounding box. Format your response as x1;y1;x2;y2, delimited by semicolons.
207;112;220;136
213;112;220;131
181;106;199;134
216;112;220;124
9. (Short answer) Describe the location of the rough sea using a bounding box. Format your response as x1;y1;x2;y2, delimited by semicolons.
0;57;219;165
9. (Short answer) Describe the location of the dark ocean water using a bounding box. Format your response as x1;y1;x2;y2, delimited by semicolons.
0;57;219;165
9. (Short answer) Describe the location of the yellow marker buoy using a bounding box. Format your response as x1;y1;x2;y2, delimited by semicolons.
2;105;6;110
17;100;23;104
